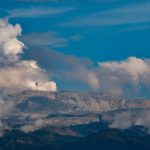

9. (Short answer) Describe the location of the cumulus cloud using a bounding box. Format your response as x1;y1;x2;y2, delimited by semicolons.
25;48;100;90
0;18;57;120
97;57;150;96
99;57;150;81
0;19;24;63
0;61;56;94
27;48;150;97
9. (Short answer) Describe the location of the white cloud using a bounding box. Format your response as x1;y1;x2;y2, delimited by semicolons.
29;47;150;96
99;57;150;81
97;57;150;96
0;18;57;120
110;111;133;129
77;70;100;90
0;19;24;63
20;116;98;133
61;2;150;27
29;48;100;90
7;6;74;18
0;19;57;93
110;110;150;133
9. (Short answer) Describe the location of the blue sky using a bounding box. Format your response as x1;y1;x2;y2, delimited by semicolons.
1;0;150;61
1;0;150;96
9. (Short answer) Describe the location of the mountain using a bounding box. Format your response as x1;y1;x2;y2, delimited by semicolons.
3;90;149;131
1;90;150;150
13;90;150;114
65;128;150;150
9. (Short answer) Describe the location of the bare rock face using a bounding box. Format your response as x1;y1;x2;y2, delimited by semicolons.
12;90;150;114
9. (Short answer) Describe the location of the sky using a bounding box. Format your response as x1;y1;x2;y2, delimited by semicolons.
0;0;150;97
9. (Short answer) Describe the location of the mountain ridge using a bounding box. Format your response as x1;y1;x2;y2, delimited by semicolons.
12;90;150;114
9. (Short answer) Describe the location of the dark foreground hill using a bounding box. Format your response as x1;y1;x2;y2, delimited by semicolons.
66;128;150;150
0;126;150;150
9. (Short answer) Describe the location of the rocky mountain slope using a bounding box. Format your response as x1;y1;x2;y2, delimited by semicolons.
13;90;150;114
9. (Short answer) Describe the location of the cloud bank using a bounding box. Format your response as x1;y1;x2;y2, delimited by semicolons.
110;110;150;133
98;57;150;96
20;116;98;133
25;48;100;90
0;18;57;119
27;48;150;97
